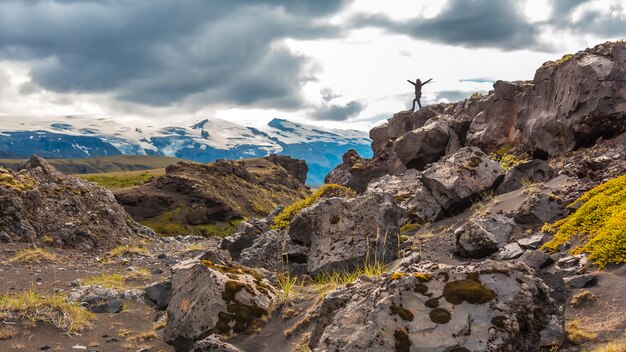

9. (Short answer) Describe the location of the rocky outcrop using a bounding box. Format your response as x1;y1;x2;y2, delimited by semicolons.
115;156;309;235
220;218;270;260
393;119;460;170
422;147;505;212
288;192;404;275
498;159;553;193
164;259;276;352
0;156;153;248
365;170;442;223
455;214;516;258
310;260;564;351
329;42;626;198
324;148;402;193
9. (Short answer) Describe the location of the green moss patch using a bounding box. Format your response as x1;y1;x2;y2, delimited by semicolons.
390;304;414;321
443;279;496;305
271;184;356;230
141;206;242;237
429;308;451;324
394;329;410;352
542;175;626;268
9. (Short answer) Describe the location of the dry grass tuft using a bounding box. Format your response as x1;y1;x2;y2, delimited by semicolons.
126;330;157;342
566;319;597;345
10;247;59;264
0;289;94;333
107;245;149;258
570;290;598;308
591;340;626;352
0;326;18;340
83;273;126;289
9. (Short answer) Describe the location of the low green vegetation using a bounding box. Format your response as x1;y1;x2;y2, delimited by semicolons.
0;289;94;333
77;169;164;189
470;92;485;99
591;340;626;352
272;184;356;230
556;53;574;65
0;168;35;192
565;319;597;345
542;175;626;268
107;244;149;258
488;145;527;171
83;273;126;289
141;207;243;237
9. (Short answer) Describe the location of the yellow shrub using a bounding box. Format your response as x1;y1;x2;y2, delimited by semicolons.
542;174;626;268
271;184;356;230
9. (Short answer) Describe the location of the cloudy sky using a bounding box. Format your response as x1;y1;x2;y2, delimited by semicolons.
0;0;624;131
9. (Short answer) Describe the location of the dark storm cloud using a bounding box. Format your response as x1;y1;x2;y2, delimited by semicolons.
320;87;342;102
0;0;350;109
312;100;364;121
549;1;626;38
352;0;539;50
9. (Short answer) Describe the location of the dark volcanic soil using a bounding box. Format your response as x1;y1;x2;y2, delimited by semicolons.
0;238;212;352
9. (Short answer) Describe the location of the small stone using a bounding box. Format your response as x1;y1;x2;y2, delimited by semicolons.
495;242;525;260
516;233;545;249
157;252;167;259
40;346;51;350
152;267;164;274
518;250;554;270
564;274;598;289
0;231;11;242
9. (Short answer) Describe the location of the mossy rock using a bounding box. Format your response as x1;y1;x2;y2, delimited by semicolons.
390;304;414;321
443;279;496;305
429;308;451;324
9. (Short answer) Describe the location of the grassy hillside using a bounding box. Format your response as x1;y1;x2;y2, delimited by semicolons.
76;168;166;189
0;155;185;174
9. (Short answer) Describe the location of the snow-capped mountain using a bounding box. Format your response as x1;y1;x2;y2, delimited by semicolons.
0;116;373;184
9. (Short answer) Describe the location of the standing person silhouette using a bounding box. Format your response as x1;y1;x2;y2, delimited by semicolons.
407;77;432;111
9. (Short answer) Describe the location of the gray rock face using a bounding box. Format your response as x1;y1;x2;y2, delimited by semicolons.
518;43;626;155
220;218;269;260
145;278;172;310
564;274;598;289
498;159;553;193
68;286;144;314
422;147;505;212
517;233;546;249
494;242;525;260
311;260;564;352
164;259;276;352
190;335;242;352
288;192;403;275
0;156;153;248
455;214;516;258
238;230;283;271
518;250;554;270
393;120;460;170
365;169;442;223
513;191;565;225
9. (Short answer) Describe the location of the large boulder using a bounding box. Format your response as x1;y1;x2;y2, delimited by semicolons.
0;156;153;248
517;42;626;155
237;230;309;274
288;192;404;275
465;80;525;151
310;260;564;351
455;214;516;258
498;159;553;193
393;120;460;170
365;169;442;223
220;218;269;260
421;147;505;212
164;259;276;352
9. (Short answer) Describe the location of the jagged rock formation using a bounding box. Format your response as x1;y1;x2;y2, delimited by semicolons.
288;192;403;275
164;257;276;352
115;156;310;235
310;260;564;352
329;41;626;191
0;156;153;248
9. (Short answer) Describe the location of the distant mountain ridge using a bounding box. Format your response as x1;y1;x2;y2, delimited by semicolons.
0;116;373;184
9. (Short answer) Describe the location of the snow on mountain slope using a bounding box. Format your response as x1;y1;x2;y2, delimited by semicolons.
0;115;373;184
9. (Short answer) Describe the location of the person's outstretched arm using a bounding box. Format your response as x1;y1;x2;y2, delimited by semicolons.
407;80;416;86
422;78;433;85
